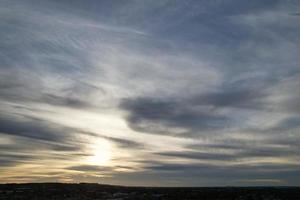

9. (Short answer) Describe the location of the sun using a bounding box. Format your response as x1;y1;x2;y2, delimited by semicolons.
87;139;112;166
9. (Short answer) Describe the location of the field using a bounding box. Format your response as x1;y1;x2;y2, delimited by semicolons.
0;183;299;200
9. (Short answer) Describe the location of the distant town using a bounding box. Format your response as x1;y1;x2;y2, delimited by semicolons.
0;183;299;200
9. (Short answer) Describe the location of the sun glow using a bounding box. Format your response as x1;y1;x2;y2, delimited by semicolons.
87;139;112;166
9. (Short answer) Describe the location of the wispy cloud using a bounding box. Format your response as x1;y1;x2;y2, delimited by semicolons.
1;0;300;186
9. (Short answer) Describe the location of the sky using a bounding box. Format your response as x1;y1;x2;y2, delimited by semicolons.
0;0;300;186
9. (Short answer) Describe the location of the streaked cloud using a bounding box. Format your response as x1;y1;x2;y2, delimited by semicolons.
0;0;300;186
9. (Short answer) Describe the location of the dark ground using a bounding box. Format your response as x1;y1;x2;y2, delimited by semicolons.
0;183;299;200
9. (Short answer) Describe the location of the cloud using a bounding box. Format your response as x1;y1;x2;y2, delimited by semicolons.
66;165;113;172
274;117;300;130
120;97;231;136
0;114;75;142
120;68;300;138
143;161;300;185
119;79;269;136
104;136;145;149
157;146;299;162
0;113;87;169
0;154;33;167
289;12;300;16
157;151;236;161
191;87;266;109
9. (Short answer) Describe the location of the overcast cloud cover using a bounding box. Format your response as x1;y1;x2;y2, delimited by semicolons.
0;0;300;186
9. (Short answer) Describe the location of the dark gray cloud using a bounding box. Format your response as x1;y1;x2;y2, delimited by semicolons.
0;114;73;142
108;160;292;186
157;146;300;162
120;97;231;136
145;162;300;184
157;151;236;161
0;138;82;153
119;66;280;136
0;73;98;110
187;138;300;154
104;136;145;149
120;71;299;137
289;12;300;16
191;87;266;109
0;154;33;167
120;83;266;136
66;165;113;172
273;117;300;130
41;94;92;109
0;113;86;169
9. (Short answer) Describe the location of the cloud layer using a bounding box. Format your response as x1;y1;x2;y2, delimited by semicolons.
0;0;300;186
